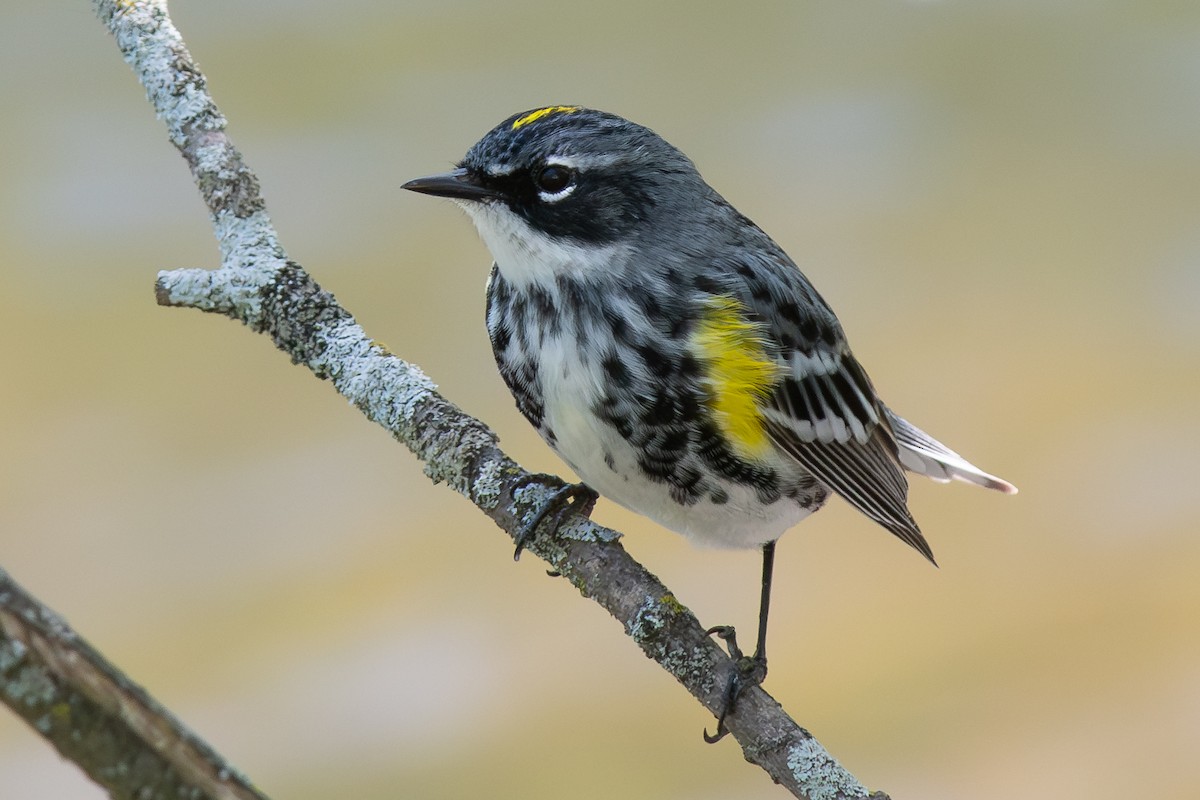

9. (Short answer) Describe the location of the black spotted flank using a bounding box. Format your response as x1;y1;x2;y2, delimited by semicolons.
637;343;669;374
606;309;630;343
667;317;690;339
490;323;511;355
636;290;663;320
667;465;704;506
602;352;630;384
676;392;701;423
528;286;560;337
677;353;700;379
594;394;635;440
754;483;782;505
641;391;679;426
695;421;780;494
636;451;675;481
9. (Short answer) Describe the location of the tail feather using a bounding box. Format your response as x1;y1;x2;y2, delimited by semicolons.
885;408;1017;495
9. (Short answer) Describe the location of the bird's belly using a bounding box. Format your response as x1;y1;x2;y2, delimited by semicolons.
538;343;814;549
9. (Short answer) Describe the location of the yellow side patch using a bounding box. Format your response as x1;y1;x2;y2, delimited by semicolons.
512;106;581;130
691;296;782;460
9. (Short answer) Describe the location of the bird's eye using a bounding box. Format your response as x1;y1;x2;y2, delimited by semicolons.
534;164;575;196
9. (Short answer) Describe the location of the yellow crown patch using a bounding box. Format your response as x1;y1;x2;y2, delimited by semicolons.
512;106;581;130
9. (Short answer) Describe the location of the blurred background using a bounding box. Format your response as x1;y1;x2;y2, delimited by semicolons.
2;1;1198;798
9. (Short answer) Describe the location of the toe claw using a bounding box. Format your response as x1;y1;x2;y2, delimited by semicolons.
703;625;769;744
706;624;745;661
511;477;597;560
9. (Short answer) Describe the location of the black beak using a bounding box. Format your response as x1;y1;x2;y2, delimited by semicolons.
402;167;502;201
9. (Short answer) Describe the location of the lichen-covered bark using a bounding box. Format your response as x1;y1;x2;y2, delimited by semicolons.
0;2;894;798
0;568;266;800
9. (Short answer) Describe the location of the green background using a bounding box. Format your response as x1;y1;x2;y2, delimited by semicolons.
2;1;1197;798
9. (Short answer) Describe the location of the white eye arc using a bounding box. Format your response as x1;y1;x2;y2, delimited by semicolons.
534;163;577;202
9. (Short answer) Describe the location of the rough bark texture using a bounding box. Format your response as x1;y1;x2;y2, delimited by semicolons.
0;568;266;800
0;2;896;798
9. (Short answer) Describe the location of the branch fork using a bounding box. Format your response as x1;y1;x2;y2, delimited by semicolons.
0;3;894;798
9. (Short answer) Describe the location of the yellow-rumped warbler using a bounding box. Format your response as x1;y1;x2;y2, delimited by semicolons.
404;106;1015;738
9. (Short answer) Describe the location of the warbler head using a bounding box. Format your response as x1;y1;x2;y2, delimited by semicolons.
403;106;714;286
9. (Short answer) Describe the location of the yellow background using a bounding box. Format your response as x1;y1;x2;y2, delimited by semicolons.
2;1;1197;798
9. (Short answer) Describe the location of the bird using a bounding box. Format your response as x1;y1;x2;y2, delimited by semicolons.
403;105;1016;740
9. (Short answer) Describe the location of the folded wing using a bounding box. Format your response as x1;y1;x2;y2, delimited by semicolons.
762;350;936;564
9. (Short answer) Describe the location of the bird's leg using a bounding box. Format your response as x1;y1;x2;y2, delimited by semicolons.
511;474;599;561
704;540;776;743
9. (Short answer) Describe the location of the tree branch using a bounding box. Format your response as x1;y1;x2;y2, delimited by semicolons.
0;567;266;800
3;1;893;797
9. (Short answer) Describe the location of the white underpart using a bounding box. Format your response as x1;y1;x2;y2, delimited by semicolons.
537;332;813;548
458;200;628;287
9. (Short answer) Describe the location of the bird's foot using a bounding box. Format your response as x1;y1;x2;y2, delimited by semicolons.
511;475;598;561
703;625;768;743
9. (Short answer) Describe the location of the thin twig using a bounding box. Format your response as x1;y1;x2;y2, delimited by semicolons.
5;2;893;797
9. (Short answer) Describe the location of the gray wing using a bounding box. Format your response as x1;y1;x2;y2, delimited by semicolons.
726;249;936;563
762;352;935;564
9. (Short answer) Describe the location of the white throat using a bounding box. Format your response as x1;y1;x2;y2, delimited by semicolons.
459;200;627;289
